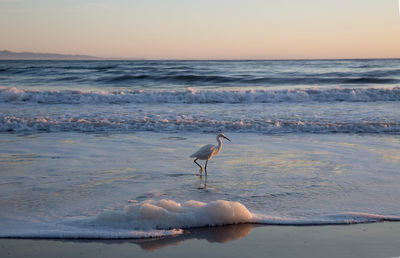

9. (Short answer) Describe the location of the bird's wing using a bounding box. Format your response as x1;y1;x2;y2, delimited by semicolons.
190;144;216;158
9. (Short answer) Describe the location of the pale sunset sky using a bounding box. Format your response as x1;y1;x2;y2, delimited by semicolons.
1;0;399;59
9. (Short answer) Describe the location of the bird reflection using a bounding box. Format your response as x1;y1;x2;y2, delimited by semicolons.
198;174;207;189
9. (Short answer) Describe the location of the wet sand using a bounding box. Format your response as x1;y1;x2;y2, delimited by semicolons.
1;222;400;258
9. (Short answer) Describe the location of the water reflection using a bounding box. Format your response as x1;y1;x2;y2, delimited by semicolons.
197;174;207;189
137;224;254;251
52;224;255;251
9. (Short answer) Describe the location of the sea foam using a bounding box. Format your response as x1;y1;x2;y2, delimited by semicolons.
1;86;400;104
2;199;399;239
88;199;400;229
82;199;253;232
1;114;399;134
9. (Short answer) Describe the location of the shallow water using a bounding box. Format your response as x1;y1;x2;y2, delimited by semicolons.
0;132;399;238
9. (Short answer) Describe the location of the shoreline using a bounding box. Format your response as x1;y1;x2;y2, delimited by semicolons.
1;222;400;258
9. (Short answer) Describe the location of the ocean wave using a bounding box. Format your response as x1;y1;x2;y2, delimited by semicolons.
2;66;400;86
90;74;400;85
1;87;400;104
1;199;399;239
1;114;399;134
2;60;400;88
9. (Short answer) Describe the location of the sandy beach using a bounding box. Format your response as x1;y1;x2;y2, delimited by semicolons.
0;222;400;258
1;223;400;258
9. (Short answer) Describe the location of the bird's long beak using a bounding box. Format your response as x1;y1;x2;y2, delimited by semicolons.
223;135;231;142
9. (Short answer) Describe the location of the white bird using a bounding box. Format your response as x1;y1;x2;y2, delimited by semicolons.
190;133;231;176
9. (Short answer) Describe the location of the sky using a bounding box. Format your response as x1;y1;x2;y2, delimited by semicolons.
0;0;399;59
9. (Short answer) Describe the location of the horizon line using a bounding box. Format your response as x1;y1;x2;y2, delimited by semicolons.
1;58;400;61
1;50;399;61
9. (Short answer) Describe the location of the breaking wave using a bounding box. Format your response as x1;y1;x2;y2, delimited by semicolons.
1;87;400;104
1;114;399;134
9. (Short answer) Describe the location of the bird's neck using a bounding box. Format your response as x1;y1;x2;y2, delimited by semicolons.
216;137;223;154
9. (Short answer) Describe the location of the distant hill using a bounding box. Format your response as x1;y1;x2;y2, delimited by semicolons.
0;50;100;60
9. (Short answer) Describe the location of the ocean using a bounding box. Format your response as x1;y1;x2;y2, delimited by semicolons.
0;59;400;238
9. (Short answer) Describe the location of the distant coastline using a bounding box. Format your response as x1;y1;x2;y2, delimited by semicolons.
0;50;398;61
0;50;100;60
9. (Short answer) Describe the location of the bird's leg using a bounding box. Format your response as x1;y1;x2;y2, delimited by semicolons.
194;159;203;174
205;160;208;177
